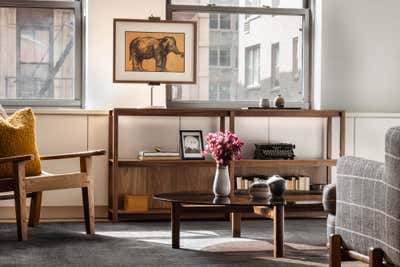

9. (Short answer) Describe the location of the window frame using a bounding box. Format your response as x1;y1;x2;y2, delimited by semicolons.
0;0;84;108
271;42;280;90
245;44;260;89
166;1;311;109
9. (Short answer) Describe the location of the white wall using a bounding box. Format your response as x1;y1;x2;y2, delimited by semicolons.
320;0;400;112
85;0;166;109
86;0;400;112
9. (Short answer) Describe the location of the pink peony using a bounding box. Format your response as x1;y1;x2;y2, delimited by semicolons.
203;130;244;167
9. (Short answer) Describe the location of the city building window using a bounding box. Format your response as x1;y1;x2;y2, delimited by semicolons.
210;81;231;101
219;14;231;29
292;37;299;80
209;13;232;30
245;45;260;88
219;48;231;66
210;48;232;67
210;48;218;66
167;1;309;108
272;0;281;8
0;0;83;107
210;13;218;29
271;42;280;88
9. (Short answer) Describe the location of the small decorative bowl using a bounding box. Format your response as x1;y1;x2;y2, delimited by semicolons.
249;182;269;199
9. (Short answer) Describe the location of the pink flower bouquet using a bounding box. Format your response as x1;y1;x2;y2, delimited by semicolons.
202;131;244;166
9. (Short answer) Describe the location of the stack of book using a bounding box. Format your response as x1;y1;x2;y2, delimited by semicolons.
138;151;180;160
285;176;311;191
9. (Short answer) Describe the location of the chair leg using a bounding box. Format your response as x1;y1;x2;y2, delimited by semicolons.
28;192;42;227
369;247;384;267
329;234;342;267
14;162;27;241
82;180;95;235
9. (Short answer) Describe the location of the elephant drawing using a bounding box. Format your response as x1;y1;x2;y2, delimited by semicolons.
128;36;184;72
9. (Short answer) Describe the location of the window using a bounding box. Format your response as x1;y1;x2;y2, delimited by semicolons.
0;0;83;107
210;48;218;66
210;13;218;29
171;0;304;8
271;42;280;89
210;81;231;101
219;48;231;66
167;1;309;108
272;0;281;8
219;14;231;29
245;45;260;88
245;0;260;19
292;37;299;80
210;48;231;67
209;13;232;30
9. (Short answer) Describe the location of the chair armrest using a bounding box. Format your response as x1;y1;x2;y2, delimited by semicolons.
40;150;106;161
322;184;336;215
0;155;33;164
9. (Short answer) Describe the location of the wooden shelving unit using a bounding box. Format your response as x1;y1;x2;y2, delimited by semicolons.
108;108;345;221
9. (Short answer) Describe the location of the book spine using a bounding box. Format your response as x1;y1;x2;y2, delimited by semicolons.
236;177;242;190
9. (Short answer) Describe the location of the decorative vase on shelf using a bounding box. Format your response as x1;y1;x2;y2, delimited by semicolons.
273;95;285;108
202;131;244;197
213;165;231;197
267;175;286;198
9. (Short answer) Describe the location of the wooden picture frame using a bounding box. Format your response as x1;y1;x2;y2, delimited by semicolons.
179;130;204;160
113;19;197;84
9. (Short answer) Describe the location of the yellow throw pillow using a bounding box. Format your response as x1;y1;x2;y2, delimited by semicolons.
0;108;41;178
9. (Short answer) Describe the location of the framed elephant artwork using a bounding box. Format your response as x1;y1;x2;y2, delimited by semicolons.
113;19;197;84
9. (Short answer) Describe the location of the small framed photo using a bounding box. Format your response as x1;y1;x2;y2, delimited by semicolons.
180;130;204;160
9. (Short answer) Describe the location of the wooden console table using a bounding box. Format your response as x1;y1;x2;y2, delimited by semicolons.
108;108;345;222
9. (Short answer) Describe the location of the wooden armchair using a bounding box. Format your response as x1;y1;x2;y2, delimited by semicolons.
0;150;105;241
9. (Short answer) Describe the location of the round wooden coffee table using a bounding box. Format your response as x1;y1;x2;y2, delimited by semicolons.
154;192;286;258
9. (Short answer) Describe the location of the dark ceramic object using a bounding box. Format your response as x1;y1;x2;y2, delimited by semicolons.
273;95;285;108
266;175;286;197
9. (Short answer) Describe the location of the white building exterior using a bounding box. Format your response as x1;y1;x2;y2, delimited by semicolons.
238;0;303;101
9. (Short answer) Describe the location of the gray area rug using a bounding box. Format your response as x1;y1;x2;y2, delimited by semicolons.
0;219;329;266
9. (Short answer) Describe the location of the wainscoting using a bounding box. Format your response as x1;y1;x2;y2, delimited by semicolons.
1;110;399;220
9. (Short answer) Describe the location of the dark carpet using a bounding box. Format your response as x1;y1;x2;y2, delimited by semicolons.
0;219;329;266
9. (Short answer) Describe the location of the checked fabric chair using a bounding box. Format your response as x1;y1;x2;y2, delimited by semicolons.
323;127;400;266
0;150;105;241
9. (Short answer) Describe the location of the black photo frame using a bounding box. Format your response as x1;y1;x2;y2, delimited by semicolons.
179;130;204;160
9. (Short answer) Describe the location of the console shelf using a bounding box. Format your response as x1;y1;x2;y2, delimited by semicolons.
108;108;345;221
109;158;337;168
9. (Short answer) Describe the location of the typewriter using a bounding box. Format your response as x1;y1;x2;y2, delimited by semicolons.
254;143;296;160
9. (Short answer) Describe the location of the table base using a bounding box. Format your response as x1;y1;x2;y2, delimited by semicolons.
170;203;284;258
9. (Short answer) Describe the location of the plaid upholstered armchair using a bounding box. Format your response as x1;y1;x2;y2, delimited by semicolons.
323;127;400;267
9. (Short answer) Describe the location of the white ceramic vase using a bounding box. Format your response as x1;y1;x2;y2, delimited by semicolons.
213;165;231;197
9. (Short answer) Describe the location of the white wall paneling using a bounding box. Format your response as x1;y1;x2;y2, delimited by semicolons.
2;112;400;216
353;117;400;162
118;116;180;158
235;117;268;159
88;116;109;206
269;117;324;159
36;115;88;206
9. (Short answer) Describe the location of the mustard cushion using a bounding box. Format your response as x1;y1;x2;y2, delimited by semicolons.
0;108;41;178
